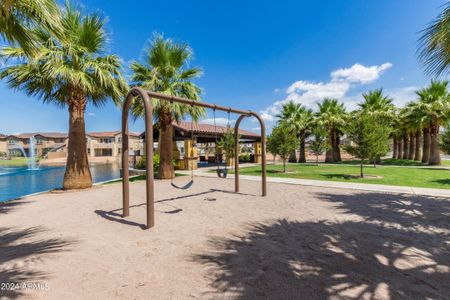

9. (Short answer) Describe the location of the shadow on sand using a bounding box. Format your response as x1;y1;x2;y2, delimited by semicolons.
94;188;258;229
0;226;74;299
193;192;450;299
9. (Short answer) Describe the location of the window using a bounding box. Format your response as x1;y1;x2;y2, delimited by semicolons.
118;148;121;154
100;138;113;143
8;139;16;145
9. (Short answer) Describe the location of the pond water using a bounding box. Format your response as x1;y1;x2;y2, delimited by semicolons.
0;164;121;202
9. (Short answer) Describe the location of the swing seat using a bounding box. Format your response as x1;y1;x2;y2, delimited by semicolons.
171;179;194;190
216;169;228;178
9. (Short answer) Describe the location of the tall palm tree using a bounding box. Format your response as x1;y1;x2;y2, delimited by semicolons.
359;89;395;115
0;0;60;53
277;101;313;163
416;80;450;165
390;110;403;159
316;98;346;163
359;89;395;163
130;34;205;179
418;3;450;76
403;101;425;161
0;3;128;189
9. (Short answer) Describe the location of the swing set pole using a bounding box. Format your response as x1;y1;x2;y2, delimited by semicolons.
145;91;252;115
122;88;267;230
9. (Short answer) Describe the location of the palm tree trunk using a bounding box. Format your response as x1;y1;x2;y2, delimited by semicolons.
360;160;364;177
332;130;339;162
325;128;334;163
429;123;441;165
397;138;403;159
392;138;398;159
158;112;175;179
408;132;415;160
335;133;342;161
422;127;431;163
402;134;409;159
63;98;92;189
288;150;297;163
299;129;306;163
414;130;421;161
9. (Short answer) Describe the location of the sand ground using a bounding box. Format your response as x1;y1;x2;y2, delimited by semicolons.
0;177;449;300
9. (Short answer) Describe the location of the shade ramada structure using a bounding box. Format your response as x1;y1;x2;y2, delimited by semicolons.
121;87;267;229
140;120;262;143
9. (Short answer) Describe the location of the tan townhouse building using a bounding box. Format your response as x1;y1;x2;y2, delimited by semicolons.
6;132;68;157
0;134;7;155
87;131;143;158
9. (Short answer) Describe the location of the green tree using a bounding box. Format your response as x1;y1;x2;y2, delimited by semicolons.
415;80;450;165
277;101;313;163
0;3;128;189
130;34;205;179
345;111;391;177
316;98;346;163
440;126;450;155
267;124;297;172
0;0;60;54
309;126;329;166
217;128;239;166
359;89;395;164
418;3;450;76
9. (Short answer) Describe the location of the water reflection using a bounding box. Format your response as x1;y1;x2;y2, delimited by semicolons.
0;163;121;202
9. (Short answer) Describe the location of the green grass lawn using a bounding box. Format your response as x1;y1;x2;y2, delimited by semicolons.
333;158;450;167
0;157;28;167
234;163;450;190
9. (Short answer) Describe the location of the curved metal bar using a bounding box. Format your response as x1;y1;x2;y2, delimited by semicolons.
122;87;154;229
234;112;267;196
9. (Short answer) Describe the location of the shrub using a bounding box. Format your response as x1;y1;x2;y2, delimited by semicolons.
135;154;160;173
239;153;251;162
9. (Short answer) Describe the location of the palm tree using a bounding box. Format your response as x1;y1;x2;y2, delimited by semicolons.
316;98;346;163
416;80;450;165
390;111;403;159
418;3;450;76
0;3;128;189
403;101;425;161
359;89;395;164
359;89;395;115
130;34;205;179
0;0;60;53
277;101;313;163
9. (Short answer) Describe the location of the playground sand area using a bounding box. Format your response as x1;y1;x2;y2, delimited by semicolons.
1;177;449;299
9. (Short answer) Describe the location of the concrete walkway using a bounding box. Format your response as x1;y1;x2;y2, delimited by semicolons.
181;165;450;198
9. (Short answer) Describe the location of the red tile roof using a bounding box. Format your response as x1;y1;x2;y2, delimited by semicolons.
172;121;260;138
7;132;67;139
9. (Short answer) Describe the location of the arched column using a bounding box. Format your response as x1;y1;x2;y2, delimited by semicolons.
122;87;155;229
234;112;267;196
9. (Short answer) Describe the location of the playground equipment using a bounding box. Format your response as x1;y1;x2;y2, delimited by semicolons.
122;87;267;229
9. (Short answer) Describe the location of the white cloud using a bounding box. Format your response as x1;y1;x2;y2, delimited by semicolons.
260;62;393;121
87;112;96;117
385;86;419;107
200;117;235;126
330;63;392;84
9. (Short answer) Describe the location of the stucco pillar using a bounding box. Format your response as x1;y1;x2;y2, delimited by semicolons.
184;139;198;170
254;142;262;163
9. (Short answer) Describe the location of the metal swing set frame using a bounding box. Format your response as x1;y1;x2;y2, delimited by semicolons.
121;87;267;229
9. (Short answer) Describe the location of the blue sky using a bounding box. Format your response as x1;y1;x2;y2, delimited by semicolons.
0;0;445;134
